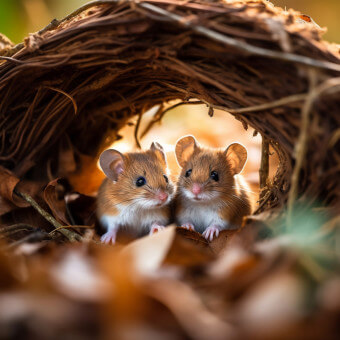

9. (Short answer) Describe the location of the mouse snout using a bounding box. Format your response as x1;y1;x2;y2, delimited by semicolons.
191;183;202;196
156;191;168;203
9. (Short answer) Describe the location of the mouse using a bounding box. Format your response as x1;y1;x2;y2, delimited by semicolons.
174;135;252;241
97;142;175;244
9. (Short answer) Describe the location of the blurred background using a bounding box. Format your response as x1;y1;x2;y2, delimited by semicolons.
0;0;339;44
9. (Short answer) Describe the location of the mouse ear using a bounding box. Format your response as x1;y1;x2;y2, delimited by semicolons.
224;143;247;175
150;142;167;164
99;149;124;182
175;135;198;167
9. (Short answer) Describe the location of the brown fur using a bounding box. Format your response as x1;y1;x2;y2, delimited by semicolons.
97;149;174;221
175;137;253;231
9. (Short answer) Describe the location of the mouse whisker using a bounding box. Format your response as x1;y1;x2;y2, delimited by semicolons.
230;186;256;194
210;190;248;204
108;196;138;205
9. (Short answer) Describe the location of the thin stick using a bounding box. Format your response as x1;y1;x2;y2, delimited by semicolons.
140;93;315;141
201;93;307;115
286;77;340;224
287;69;318;228
48;224;90;236
14;189;82;242
0;223;35;233
134;112;143;149
259;136;270;199
44;86;78;114
4;231;48;250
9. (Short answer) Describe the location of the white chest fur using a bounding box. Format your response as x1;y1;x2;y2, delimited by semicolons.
177;201;230;233
100;204;168;235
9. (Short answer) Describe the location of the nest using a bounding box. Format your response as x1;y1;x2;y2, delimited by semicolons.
0;1;340;338
0;0;340;229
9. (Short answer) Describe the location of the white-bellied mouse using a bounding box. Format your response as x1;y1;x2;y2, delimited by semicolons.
97;142;174;244
174;135;252;241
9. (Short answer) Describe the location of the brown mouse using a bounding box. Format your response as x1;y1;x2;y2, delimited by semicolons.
174;135;252;241
97;142;174;244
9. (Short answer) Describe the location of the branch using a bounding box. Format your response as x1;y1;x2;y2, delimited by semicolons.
259;136;270;199
286;69;318;227
139;2;340;73
4;231;48;250
14;189;82;242
134;112;143;149
5;0;340;73
286;77;340;226
0;223;36;234
44;86;78;115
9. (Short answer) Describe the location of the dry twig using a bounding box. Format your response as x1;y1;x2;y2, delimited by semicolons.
14;189;82;242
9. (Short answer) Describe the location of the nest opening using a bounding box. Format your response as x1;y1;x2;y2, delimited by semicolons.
108;101;277;209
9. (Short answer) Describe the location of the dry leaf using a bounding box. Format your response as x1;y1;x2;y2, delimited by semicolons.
43;178;70;225
0;166;27;209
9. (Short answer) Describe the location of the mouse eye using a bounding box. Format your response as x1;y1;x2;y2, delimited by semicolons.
163;174;169;183
136;176;146;187
185;169;192;177
210;171;219;182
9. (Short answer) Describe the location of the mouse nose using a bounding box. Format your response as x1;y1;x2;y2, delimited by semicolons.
192;183;202;195
157;191;168;203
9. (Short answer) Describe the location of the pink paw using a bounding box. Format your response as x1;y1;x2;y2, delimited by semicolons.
101;229;117;244
150;224;165;235
180;223;195;231
202;225;221;242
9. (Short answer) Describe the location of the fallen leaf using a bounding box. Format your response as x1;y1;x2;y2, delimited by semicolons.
143;278;234;340
164;227;215;267
121;226;176;276
0;166;27;209
43;178;70;225
236;272;306;335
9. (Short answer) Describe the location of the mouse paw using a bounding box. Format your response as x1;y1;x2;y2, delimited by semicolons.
101;229;117;245
202;225;222;242
150;224;165;235
180;223;195;231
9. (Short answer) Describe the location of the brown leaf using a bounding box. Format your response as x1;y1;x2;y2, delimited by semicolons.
0;196;16;216
0;166;26;208
209;229;239;255
0;167;44;216
43;178;70;225
164;227;215;266
143;278;234;340
120;226;176;275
